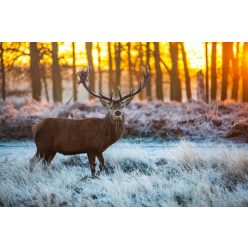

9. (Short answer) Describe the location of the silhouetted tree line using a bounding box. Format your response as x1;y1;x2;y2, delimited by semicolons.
1;42;248;103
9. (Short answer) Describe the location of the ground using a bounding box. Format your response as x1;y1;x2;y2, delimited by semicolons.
1;99;248;141
1;139;248;207
1;100;248;206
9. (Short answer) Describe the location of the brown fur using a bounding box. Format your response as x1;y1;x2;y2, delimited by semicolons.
30;112;125;175
32;120;45;137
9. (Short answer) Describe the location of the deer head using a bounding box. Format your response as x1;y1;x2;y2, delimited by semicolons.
78;66;150;121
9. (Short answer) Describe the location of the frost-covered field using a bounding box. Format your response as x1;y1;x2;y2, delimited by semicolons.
1;100;248;206
1;139;248;207
1;99;248;141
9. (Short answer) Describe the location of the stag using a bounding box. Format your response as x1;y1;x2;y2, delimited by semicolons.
30;66;150;176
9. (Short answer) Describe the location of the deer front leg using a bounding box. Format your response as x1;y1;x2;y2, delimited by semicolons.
97;153;105;173
87;153;96;177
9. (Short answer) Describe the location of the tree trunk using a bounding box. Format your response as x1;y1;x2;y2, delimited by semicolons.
231;42;239;100
153;42;163;100
108;42;113;96
138;42;145;100
40;64;49;102
52;42;62;102
72;42;77;101
169;42;181;101
85;42;95;99
146;42;152;101
114;42;121;96
205;42;209;103
96;43;102;92
180;42;191;101
127;42;133;90
221;42;233;101
30;42;42;101
0;42;6;101
242;42;248;102
211;42;217;101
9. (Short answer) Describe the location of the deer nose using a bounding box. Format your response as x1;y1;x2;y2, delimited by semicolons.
115;111;121;116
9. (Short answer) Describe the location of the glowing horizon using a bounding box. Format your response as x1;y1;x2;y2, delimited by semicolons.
1;42;233;73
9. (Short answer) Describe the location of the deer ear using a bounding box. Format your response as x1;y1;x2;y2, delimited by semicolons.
122;97;133;107
100;99;110;108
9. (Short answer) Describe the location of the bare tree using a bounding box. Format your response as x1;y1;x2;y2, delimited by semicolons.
146;42;152;101
30;42;42;101
138;42;145;100
205;42;209;103
72;42;77;101
231;42;239;100
114;42;121;96
180;42;191;101
127;42;133;90
242;42;248;102
0;42;6;101
211;42;217;101
221;42;233;101
52;42;62;102
169;42;181;101
96;42;102;92
108;42;113;95
85;42;95;99
40;64;49;102
154;42;163;100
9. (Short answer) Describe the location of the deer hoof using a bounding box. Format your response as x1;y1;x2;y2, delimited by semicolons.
91;174;100;179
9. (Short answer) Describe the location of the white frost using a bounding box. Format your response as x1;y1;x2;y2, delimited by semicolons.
1;140;248;207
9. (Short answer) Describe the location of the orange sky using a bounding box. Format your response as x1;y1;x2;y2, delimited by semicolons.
58;42;224;70
4;42;225;71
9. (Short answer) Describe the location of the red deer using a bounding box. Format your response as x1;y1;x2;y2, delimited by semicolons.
30;66;150;176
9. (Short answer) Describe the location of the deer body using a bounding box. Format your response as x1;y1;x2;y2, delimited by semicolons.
31;114;124;175
30;67;149;176
33;115;124;155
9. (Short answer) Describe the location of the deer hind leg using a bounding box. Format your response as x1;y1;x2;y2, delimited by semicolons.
42;152;56;166
87;153;96;177
30;151;42;172
97;153;105;172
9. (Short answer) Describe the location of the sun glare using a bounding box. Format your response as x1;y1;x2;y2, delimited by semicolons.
3;42;226;72
184;42;205;69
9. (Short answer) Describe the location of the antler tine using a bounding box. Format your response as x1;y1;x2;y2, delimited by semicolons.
118;85;122;100
110;91;113;101
120;65;150;102
78;68;113;102
99;91;104;98
100;90;113;101
142;65;147;78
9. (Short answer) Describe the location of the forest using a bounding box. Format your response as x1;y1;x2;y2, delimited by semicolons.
1;42;248;103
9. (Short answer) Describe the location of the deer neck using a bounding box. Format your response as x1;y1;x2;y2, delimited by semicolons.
104;112;125;143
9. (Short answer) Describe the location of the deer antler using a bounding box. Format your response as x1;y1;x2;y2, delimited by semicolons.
119;65;150;102
78;68;113;102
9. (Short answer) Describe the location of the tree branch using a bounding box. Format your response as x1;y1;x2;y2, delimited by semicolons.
5;47;30;56
159;57;171;74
